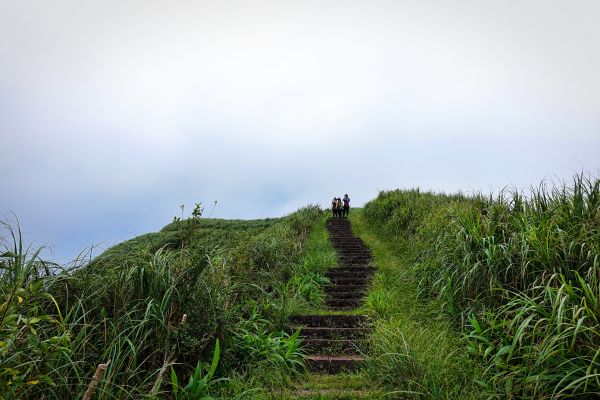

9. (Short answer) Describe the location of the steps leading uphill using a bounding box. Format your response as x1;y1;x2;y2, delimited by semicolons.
291;217;375;373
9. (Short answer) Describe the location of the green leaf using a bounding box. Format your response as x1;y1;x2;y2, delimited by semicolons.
207;339;220;380
170;366;179;395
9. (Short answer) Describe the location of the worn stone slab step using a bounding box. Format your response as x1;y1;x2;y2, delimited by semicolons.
303;339;366;354
325;270;374;279
338;258;373;263
337;255;372;259
336;263;374;268
290;314;368;328
306;355;365;373
326;291;364;300
325;284;369;293
337;256;371;260
327;265;377;273
293;326;369;339
330;235;362;238
334;248;370;252
327;276;372;285
281;389;379;399
325;298;364;308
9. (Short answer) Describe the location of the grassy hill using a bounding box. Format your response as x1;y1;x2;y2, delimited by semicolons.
0;206;333;399
360;174;600;399
1;173;599;399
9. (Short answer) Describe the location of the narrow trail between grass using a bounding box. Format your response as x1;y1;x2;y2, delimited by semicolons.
273;211;478;399
277;217;380;399
292;218;374;372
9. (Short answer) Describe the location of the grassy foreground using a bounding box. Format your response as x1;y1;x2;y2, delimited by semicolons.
351;210;479;399
362;174;600;399
0;205;326;399
2;173;597;399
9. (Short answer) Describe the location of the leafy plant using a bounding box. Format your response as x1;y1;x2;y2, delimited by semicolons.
171;339;222;400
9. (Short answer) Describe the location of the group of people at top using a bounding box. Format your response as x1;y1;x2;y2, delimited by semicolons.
331;194;350;217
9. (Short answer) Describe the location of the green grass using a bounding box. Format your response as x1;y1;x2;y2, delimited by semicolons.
362;173;600;399
265;373;388;399
0;206;324;399
351;209;480;400
4;173;596;399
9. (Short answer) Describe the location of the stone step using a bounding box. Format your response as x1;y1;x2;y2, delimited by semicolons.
290;314;368;328
324;284;369;293
335;248;371;252
327;307;360;311
303;339;365;354
325;270;374;279
326;291;364;300
337;256;372;260
294;326;369;339
325;298;364;308
327;276;372;285
337;263;373;268
282;389;377;399
338;257;373;263
306;355;365;373
326;266;375;273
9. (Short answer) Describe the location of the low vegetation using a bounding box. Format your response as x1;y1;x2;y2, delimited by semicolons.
0;205;326;399
362;173;600;399
3;173;597;399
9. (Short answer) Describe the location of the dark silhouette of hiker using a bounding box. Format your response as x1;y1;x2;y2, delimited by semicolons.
331;197;337;217
343;194;350;217
336;198;343;217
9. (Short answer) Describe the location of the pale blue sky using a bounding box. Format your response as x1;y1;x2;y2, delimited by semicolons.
1;1;599;262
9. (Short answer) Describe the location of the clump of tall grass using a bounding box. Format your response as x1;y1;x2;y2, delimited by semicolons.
364;174;600;398
0;205;323;399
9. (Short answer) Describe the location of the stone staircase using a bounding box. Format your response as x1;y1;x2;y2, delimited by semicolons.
290;217;375;373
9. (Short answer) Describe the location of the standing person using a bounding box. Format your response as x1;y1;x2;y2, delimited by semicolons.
336;198;343;217
331;197;337;217
331;197;339;217
343;194;350;217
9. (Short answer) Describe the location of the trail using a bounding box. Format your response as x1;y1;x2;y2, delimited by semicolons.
279;217;379;399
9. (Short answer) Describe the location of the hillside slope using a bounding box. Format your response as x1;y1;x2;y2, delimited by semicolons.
361;174;600;399
1;207;327;399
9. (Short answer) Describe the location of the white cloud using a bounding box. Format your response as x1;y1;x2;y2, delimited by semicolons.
1;0;599;262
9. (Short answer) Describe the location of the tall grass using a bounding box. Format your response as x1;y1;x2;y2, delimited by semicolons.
0;206;323;399
363;174;600;398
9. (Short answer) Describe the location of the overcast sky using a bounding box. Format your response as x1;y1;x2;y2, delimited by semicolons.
1;1;599;263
